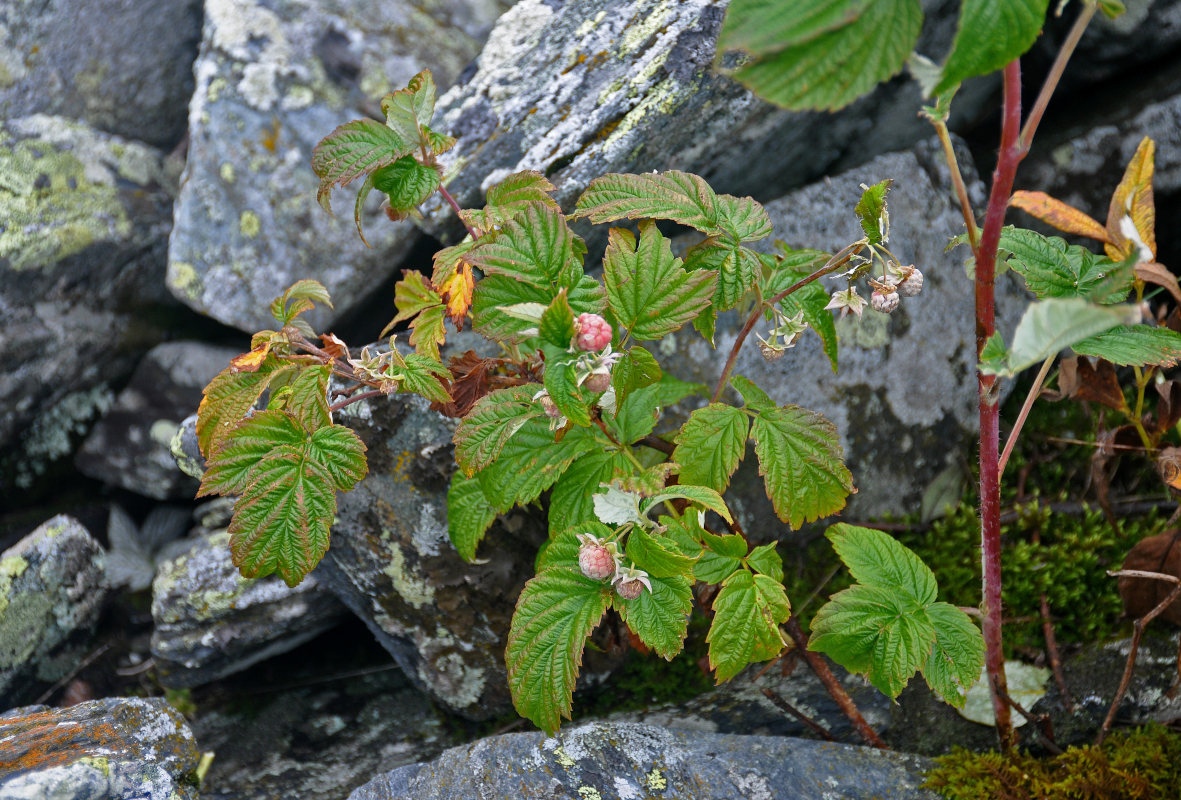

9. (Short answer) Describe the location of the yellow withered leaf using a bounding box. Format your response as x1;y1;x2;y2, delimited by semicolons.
1009;190;1109;243
1105;137;1156;262
230;345;270;373
440;263;475;326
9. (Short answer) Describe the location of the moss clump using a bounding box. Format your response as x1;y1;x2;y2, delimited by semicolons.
924;724;1181;799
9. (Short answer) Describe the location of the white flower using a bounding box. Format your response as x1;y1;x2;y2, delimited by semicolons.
824;287;868;318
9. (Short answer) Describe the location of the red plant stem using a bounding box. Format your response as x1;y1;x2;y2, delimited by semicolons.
437;183;479;240
975;59;1025;754
783;617;887;749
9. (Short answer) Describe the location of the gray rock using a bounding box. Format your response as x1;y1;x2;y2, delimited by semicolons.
0;515;107;709
0;697;200;800
151;531;348;688
166;0;508;332
417;0;969;244
667;139;1026;523
604;662;892;746
0;0;202;148
317;391;543;720
76;341;242;500
349;721;937;800
190;662;462;800
0;114;179;476
171;413;206;481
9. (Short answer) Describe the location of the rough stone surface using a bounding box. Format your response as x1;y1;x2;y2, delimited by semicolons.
151;531;347;688
0;515;108;709
317;390;543;720
76;341;241;500
167;0;507;332
603;661;892;745
0;0;202;148
349;721;938;800
0;114;179;475
0;697;200;800
191;653;463;800
418;0;971;244
668;139;1026;523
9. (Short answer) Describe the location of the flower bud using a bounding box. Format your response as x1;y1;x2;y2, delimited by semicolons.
574;313;612;351
584;371;612;394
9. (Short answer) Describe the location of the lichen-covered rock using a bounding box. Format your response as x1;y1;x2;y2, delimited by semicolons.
151;532;347;688
0;114;179;478
316;392;543;720
0;0;202;148
349;721;938;800
667;139;1026;523
417;0;960;243
0;515;108;709
0;697;200;800
191;659;462;800
166;0;508;332
75;342;241;500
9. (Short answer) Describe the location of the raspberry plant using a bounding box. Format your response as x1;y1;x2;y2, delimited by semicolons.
195;66;985;736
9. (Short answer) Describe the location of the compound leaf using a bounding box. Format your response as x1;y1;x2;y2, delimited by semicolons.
197;356;295;458
826;523;937;605
465;202;580;289
749;405;853;528
199;410;305;497
477;422;598;512
306;424;367;492
672;404;749;494
707;569;790;682
1072;324;1181;368
616;574;693;660
506;567;611;734
313;118;415;211
626;527;697;579
684;241;761;310
999;227;1135;304
447;471;499;562
453;385;542;475
603;222;716;341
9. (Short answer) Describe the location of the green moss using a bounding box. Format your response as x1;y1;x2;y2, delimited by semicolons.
924;725;1181;799
0;555;28;616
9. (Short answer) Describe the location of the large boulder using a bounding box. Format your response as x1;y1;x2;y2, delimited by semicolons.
316;391;543;720
0;0;202;148
0;697;199;800
349;721;937;800
166;0;508;332
668;139;1026;524
0;115;179;484
417;0;974;244
0;515;107;709
151;531;347;688
76;341;242;500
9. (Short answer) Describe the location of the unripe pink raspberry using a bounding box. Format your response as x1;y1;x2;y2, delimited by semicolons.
871;290;899;314
578;542;616;581
537;392;562;418
575;313;612;351
897;267;923;298
614;577;644;599
584;371;611;394
611;564;652;600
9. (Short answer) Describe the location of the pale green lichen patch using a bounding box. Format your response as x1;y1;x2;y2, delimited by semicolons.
0;589;53;669
0;134;131;270
14;385;113;488
646;768;666;791
219;162;236;183
381;542;436;609
0;555;29;617
619;1;672;54
577;787;601;800
835;308;891;349
554;746;577;768
239;209;261;238
168;261;204;301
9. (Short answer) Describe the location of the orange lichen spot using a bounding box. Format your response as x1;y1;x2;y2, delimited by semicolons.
261;117;281;153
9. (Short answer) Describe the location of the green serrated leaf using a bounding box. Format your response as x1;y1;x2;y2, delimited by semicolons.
271;279;333;326
707;569;790;682
1007;298;1136;374
684;241;761;310
673;404;749;495
702;529;748;559
199;410;305;497
447;471;498;562
626;527;697;579
659;514;706;556
381;352;452;404
477;423;598;512
353;172;378;246
720;0;923;112
548;451;628;536
422;125;457;156
227;445;337;587
543;351;592;428
539;290;576;349
611;345;663;408
999;227;1135;303
978;331;1010;376
826;523;937;605
924;602;985;708
745;543;783;582
282;366;331;433
808;583;934;698
935;0;1050;96
603;222;716;341
536;526;595;573
453;385;542;475
695;550;743;585
306;424;367;491
312;118;416;212
854;179;892;245
197;357;296;458
607;377;696;446
1072;324;1181;367
487;170;560;210
749;404;854;528
405;69;437;127
407;304;447;360
730;375;776;413
574;171;771;242
466;202;581;289
372;156;441;215
616;574;693;660
505;566;611;734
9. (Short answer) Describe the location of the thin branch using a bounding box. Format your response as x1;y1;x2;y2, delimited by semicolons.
760;687;835;741
437;183;480;240
1040;594;1074;713
34;643;111;704
330;389;386;412
999;355;1056;478
1019;1;1098;154
933;120;980;252
710;242;863;404
996;687;1064;756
